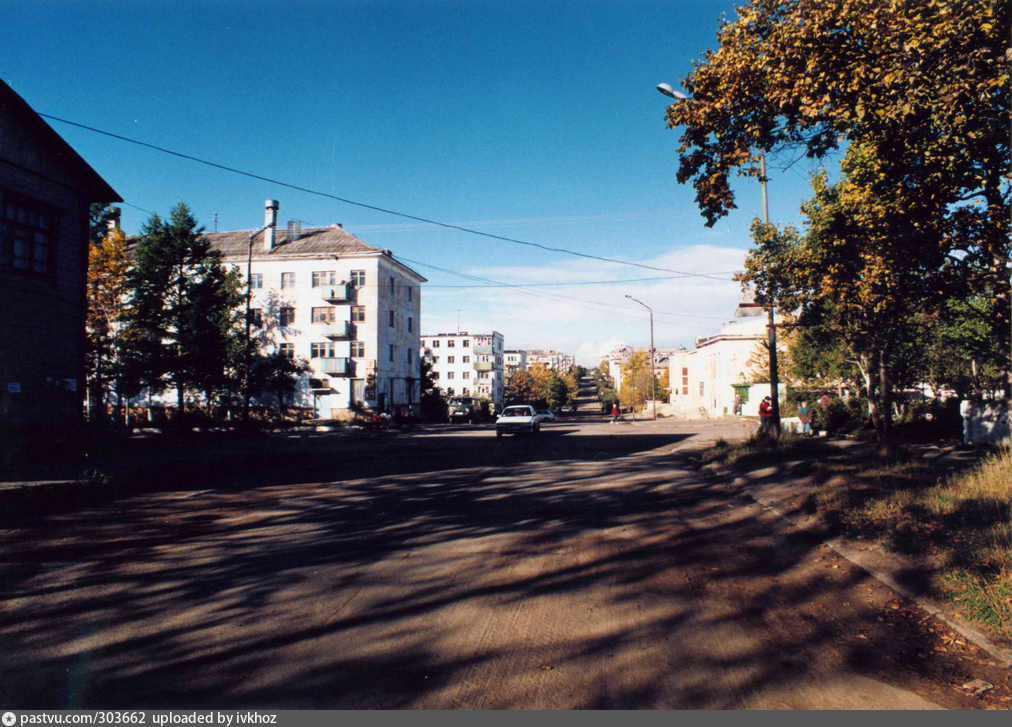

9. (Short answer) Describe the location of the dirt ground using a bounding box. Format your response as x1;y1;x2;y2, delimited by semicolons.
0;398;1008;709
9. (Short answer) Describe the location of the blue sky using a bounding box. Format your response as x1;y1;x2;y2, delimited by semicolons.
5;0;835;365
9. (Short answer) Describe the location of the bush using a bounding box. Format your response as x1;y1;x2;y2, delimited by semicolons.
818;396;868;434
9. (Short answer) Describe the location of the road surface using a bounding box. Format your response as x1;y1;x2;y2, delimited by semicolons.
0;396;1004;709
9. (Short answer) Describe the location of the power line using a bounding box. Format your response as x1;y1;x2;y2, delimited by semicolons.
399;255;726;328
426;271;740;288
42;112;732;281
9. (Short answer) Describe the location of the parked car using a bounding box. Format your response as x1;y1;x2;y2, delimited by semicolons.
495;405;540;438
535;409;555;423
447;396;479;424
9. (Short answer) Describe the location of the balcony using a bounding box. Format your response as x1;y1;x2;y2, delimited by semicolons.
319;284;351;302
473;361;493;372
473;345;493;355
319;357;352;376
317;320;351;339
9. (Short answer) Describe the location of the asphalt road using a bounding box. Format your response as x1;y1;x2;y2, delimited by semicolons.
0;398;1003;709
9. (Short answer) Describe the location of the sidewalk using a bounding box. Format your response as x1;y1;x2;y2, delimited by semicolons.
699;440;1011;667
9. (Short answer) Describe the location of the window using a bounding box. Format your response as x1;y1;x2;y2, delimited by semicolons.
462;356;470;363
446;371;455;379
0;194;53;274
278;343;295;359
249;309;263;327
311;342;337;358
389;310;395;328
447;388;455;395
462;371;470;380
249;273;263;290
389;344;395;361
699;382;705;396
351;270;365;286
433;371;440;379
433;356;439;363
462;388;470;395
350;341;365;357
447;340;455;348
432;340;440;348
281;272;295;289
408;317;413;333
462;339;469;347
312;307;337;323
389;276;395;296
279;308;296;326
447;356;455;364
351;306;366;322
406;349;412;364
407;286;413;301
312;271;338;287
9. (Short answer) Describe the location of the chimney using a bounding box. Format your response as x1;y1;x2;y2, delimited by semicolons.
264;200;279;251
106;207;121;233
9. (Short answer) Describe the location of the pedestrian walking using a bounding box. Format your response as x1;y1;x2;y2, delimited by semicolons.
733;394;742;416
611;403;619;424
798;400;812;436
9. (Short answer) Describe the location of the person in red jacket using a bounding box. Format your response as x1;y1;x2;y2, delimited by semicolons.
758;396;773;434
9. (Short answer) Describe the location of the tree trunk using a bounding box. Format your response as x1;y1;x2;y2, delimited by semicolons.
878;353;894;456
858;353;882;440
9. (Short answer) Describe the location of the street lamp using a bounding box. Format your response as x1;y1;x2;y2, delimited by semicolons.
625;295;656;421
658;82;780;436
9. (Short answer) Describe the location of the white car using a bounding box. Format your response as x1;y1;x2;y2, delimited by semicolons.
495;405;541;438
535;409;555;423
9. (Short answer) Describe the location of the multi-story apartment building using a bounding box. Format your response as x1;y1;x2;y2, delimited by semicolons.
421;331;505;411
212;201;426;419
522;349;574;373
504;350;527;374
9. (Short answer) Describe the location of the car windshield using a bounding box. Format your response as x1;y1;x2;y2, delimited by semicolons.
449;398;468;406
501;407;530;417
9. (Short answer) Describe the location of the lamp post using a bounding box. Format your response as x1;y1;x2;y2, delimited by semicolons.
658;82;780;436
625;295;656;420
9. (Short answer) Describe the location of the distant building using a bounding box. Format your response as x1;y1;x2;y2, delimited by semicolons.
522;349;574;373
504;350;527;374
668;291;781;418
421;331;505;410
0;79;121;460
606;344;686;392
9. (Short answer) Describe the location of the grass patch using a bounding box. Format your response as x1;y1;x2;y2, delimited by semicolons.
700;431;814;470
702;436;1011;641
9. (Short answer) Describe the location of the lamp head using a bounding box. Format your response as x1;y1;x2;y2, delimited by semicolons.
657;83;688;100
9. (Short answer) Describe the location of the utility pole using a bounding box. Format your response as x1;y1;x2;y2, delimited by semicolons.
760;152;781;438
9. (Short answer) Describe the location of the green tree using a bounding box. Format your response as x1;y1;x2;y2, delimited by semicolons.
122;202;244;418
664;0;1010;395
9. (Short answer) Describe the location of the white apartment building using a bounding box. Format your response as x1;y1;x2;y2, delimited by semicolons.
215;201;426;418
668;291;782;418
522;349;574;373
421;331;505;411
504;350;527;374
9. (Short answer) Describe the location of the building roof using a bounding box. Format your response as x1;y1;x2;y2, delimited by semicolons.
204;225;426;281
0;79;121;203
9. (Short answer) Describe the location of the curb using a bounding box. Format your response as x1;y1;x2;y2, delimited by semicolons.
739;482;1012;667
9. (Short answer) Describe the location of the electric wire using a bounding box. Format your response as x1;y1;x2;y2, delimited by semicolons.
44;112;734;280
